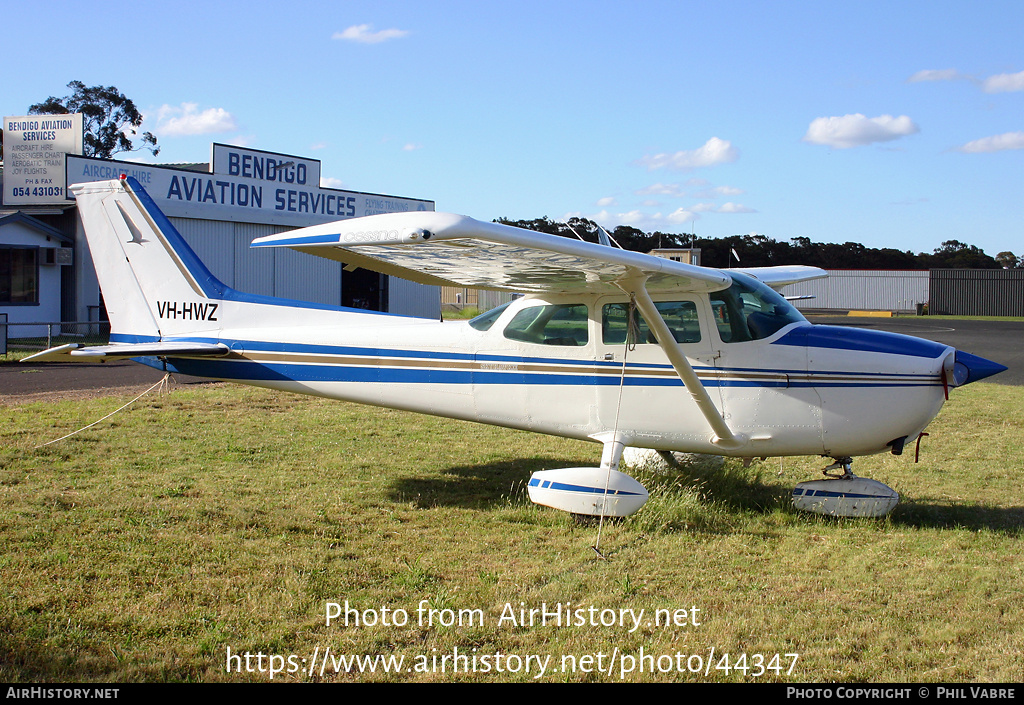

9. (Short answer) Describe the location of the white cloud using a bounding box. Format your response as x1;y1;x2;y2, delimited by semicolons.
613;210;652;226
402;143;422;151
614;209;699;232
320;176;346;189
596;196;616;207
333;24;410;44
803;114;919;149
635;182;685;197
694;184;743;199
982;70;1024;93
957;132;1024;153
907;69;967;83
153;103;238;136
568;209;677;232
717;202;757;214
667;208;698;224
637;137;739;170
690;201;756;214
907;68;1024;93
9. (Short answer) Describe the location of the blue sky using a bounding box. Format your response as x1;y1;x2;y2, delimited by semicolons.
5;0;1022;257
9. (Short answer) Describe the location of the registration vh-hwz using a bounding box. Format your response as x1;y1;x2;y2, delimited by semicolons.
27;176;1007;519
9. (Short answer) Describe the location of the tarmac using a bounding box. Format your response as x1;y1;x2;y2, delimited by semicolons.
1;314;1020;402
807;315;1023;386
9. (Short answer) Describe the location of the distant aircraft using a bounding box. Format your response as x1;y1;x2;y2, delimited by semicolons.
28;177;1006;518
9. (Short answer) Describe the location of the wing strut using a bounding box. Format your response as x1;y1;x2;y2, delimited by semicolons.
620;274;747;450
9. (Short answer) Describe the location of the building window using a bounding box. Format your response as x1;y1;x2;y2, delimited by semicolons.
0;247;39;305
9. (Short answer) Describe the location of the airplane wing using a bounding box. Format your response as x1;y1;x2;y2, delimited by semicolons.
23;341;230;363
250;212;733;295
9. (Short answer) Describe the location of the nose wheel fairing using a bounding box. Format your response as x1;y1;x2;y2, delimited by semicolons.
792;457;899;518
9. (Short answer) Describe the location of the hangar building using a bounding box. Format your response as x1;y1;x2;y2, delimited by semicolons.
1;123;439;341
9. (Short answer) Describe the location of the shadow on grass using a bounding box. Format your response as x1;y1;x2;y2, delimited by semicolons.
391;455;1024;535
388;454;790;516
0;619;201;683
892;500;1024;533
645;458;790;513
387;456;593;509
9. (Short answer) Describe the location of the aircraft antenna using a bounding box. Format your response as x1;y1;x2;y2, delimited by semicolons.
596;223;625;249
565;220;624;249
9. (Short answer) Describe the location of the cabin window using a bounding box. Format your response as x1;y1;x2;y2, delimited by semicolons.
503;303;589;346
602;301;701;344
468;302;511;331
0;247;38;305
710;273;805;343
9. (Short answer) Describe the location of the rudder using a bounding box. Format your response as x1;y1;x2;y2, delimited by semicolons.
71;177;229;340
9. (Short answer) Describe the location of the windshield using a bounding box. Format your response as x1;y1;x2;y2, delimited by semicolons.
710;273;806;342
468;302;512;331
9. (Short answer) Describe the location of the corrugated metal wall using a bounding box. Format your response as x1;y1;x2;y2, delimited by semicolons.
232;222;279;298
788;270;929;312
929;269;1024;316
389;277;443;319
479;290;519;311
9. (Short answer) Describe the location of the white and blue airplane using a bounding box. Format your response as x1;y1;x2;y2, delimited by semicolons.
28;176;1006;518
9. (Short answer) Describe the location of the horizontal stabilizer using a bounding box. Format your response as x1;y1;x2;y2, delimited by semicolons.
732;265;827;291
23;341;230;363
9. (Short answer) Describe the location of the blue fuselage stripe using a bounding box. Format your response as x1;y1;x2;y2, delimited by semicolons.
793;488;887;499
153;356;939;389
529;478;642;496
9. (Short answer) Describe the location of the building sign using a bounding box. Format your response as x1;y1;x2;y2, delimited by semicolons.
3;114;84;205
212;143;322;188
67;154;432;226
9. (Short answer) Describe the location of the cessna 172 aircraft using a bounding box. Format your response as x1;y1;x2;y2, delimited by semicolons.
28;176;1006;518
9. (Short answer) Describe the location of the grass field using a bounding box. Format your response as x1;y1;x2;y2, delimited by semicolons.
1;382;1022;682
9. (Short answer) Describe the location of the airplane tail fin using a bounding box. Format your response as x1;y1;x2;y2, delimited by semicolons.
71;176;229;341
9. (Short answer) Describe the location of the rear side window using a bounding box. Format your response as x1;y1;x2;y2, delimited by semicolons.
602;301;701;344
503;304;589;346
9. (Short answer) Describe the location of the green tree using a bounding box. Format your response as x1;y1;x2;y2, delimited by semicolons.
996;251;1020;269
496;216;1004;270
920;240;1000;269
28;81;159;159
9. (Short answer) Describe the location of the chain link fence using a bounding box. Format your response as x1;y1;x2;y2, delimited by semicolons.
1;320;110;360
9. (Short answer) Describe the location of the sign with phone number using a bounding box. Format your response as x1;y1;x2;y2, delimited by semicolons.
2;114;83;206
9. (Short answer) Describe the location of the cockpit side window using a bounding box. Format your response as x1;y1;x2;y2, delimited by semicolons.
602;301;701;345
503;304;590;346
710;273;806;343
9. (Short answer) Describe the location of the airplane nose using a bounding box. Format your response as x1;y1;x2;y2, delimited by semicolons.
951;350;1008;386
